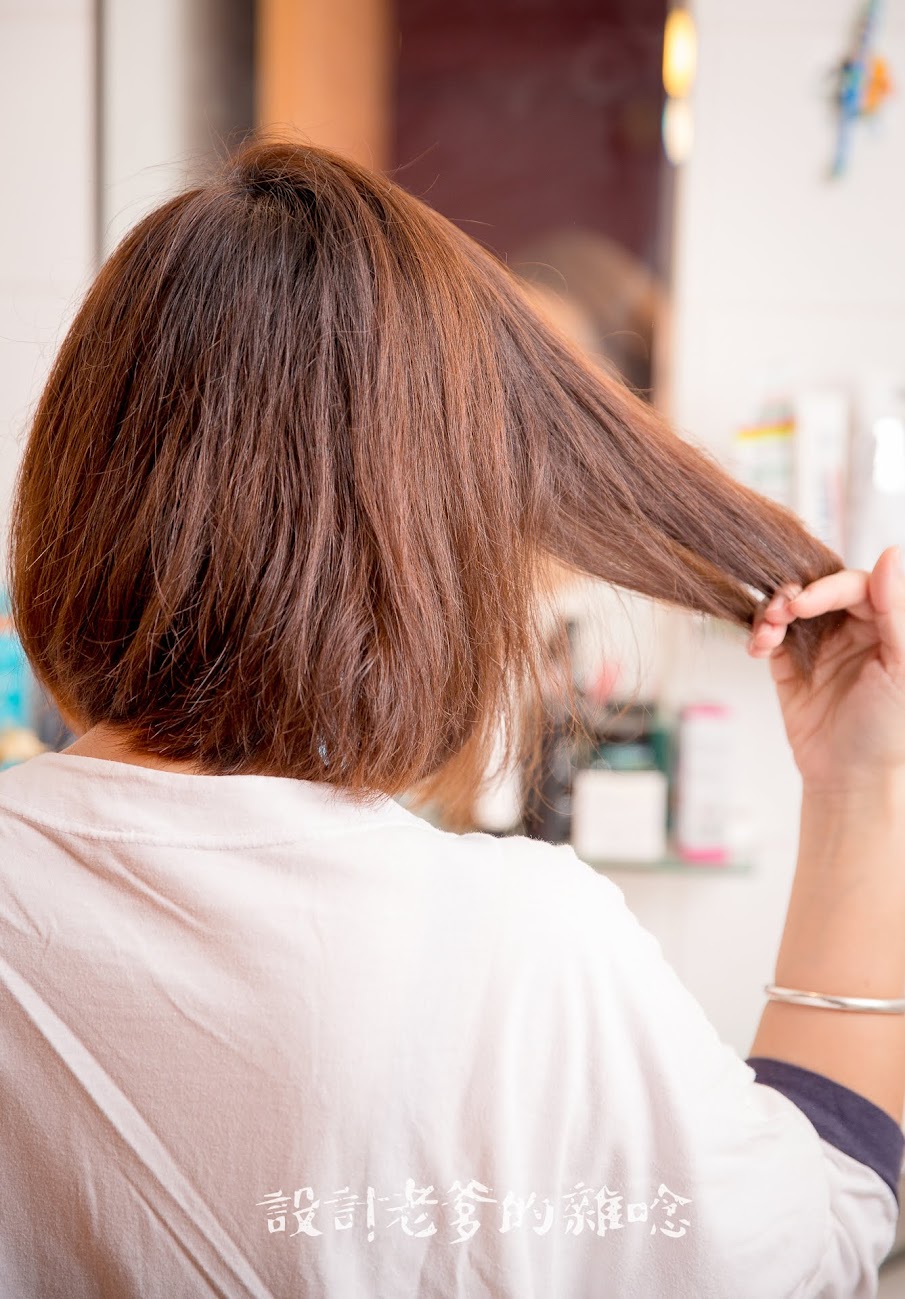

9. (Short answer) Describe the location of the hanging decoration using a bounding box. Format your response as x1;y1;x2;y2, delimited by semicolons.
661;6;697;166
830;0;894;177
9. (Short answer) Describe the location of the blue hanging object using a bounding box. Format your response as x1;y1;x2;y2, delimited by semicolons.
831;0;893;177
0;591;33;732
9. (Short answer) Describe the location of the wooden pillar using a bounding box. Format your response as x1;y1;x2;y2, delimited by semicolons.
256;0;392;171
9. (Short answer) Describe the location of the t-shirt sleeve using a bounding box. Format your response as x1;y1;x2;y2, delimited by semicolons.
548;843;903;1299
745;1056;904;1202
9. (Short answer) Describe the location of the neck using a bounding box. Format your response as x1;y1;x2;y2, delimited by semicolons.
63;723;202;774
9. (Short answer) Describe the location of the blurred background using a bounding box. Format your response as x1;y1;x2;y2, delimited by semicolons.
2;0;905;1078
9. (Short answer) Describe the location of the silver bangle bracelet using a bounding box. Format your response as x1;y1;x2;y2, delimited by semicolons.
764;983;905;1015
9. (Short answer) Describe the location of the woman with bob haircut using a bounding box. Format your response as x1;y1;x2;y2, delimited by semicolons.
1;138;904;1298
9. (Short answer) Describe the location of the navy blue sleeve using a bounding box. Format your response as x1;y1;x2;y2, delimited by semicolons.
746;1056;905;1202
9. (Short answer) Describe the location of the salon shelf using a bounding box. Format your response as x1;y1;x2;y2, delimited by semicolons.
580;853;752;876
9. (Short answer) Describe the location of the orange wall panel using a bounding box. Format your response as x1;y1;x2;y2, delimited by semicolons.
257;0;392;170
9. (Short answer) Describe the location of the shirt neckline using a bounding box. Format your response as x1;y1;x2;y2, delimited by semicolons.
0;750;430;848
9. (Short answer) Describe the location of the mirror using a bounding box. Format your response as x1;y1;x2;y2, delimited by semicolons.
392;0;673;401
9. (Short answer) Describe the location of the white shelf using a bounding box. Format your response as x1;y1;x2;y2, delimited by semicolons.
581;853;752;876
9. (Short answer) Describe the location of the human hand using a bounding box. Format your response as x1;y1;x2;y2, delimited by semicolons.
747;546;905;789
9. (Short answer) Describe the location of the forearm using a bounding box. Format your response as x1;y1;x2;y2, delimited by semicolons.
750;776;905;1121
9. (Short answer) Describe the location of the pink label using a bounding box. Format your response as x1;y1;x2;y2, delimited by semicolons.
681;704;729;719
677;845;730;865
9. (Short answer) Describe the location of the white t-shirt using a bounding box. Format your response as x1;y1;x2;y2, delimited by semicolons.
0;751;899;1298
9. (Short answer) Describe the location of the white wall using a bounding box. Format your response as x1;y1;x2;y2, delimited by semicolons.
0;1;254;579
0;0;211;580
101;0;197;252
672;0;905;439
102;0;254;252
0;0;96;578
612;0;905;1056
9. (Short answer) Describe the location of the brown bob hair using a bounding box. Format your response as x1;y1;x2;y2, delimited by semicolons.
9;137;843;821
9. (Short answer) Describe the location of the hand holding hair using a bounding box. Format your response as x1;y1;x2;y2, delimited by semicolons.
746;544;905;789
748;542;905;1120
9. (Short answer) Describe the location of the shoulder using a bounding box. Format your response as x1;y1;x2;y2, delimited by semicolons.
427;826;633;957
493;832;626;915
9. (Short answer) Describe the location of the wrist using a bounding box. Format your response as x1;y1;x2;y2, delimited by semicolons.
802;767;905;816
795;768;905;899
